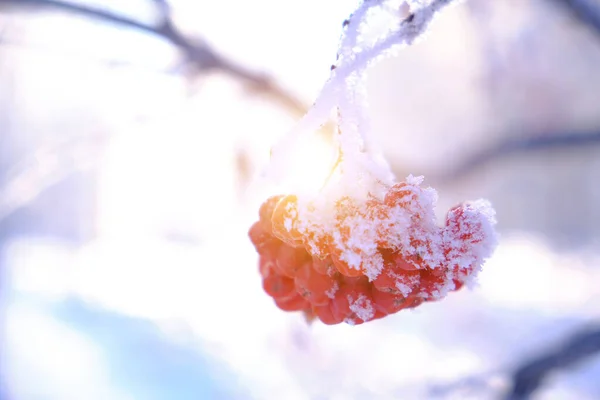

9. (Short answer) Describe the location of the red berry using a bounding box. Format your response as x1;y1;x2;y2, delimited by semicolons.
274;292;309;312
331;277;375;323
381;248;419;271
259;256;277;278
445;203;485;244
262;273;296;300
384;182;417;209
365;197;399;247
373;251;420;295
312;302;342;325
404;295;424;309
294;262;339;306
418;268;449;300
372;290;409;314
453;279;465;291
274;244;311;277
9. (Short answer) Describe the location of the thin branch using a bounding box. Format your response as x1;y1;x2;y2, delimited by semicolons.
505;324;600;400
552;0;600;37
433;130;600;182
0;0;308;118
0;0;318;226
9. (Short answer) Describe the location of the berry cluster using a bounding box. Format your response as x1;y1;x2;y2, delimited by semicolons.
248;176;496;325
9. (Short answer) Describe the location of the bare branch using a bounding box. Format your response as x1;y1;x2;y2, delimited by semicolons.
0;0;317;226
505;324;600;400
433;130;600;182
0;0;308;118
552;0;600;36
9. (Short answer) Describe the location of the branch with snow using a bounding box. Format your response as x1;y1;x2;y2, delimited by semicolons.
268;0;460;187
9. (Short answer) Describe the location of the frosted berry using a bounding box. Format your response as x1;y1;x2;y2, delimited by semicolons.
271;195;304;247
250;176;497;325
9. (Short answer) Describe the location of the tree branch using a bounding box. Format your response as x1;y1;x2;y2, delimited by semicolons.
505;324;600;400
0;0;308;118
434;130;600;182
552;0;600;37
0;0;319;226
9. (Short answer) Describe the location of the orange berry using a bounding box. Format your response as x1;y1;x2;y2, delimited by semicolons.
271;195;304;247
330;246;364;277
303;230;331;259
334;196;359;220
259;195;284;233
312;257;337;276
248;222;281;258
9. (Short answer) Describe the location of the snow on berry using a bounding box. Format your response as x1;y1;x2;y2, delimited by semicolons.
248;0;496;325
248;176;498;325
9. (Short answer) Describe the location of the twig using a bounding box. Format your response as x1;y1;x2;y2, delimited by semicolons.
552;0;600;36
505;324;600;400
434;130;600;182
0;0;308;118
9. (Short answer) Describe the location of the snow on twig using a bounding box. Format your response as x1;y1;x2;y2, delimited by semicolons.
268;0;460;187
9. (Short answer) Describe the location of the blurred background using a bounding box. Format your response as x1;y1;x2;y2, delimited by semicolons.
0;0;599;399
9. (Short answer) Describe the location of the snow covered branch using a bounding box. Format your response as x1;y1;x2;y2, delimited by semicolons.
285;0;460;137
269;0;461;189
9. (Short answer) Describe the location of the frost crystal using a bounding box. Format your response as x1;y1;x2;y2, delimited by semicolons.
348;294;375;322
